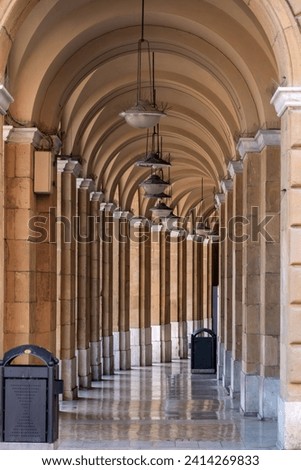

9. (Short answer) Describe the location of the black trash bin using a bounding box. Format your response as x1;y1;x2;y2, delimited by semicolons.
0;344;63;443
191;328;216;374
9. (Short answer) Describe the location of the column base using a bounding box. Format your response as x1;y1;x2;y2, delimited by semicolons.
240;371;259;416
140;327;152;366
179;321;188;359
120;330;131;370
230;358;241;398
222;349;232;390
103;335;114;375
91;340;102;381
171;321;180;359
277;397;301;449
152;324;172;363
130;327;140;367
61;357;78;400
78;348;91;388
258;376;279;419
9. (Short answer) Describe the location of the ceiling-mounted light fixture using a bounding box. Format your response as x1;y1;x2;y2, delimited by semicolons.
119;0;166;128
136;125;171;168
150;201;173;218
139;172;170;197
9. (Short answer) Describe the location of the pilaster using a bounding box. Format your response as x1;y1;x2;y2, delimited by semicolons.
271;87;301;448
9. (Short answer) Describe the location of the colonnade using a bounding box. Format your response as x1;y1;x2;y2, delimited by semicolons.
0;122;217;400
217;129;281;419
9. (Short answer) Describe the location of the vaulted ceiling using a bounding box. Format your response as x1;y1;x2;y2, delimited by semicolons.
5;0;279;220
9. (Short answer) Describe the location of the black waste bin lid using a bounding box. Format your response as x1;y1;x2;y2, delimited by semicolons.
192;328;216;338
0;344;59;367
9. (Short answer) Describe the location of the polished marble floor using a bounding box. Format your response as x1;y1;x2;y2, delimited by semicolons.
57;360;278;450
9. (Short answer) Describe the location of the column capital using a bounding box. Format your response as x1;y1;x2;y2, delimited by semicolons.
237;129;280;159
215;193;225;207
113;210;132;220
80;178;95;192
271;86;301;117
0;84;14;115
4;126;63;152
91;191;104;203
100;202;117;213
228;160;243;178
129;216;148;227
60;159;82;177
221;178;233;194
151;224;162;233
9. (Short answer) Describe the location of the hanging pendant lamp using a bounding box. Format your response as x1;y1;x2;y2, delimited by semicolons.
150;201;173;218
140;172;169;196
119;0;166;128
136;125;171;168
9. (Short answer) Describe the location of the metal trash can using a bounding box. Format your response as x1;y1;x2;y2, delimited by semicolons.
0;344;63;443
191;328;216;374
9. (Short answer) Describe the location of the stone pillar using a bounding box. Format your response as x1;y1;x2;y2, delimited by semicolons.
258;133;281;419
4;127;57;353
193;236;203;330
129;218;142;366
237;136;262;415
170;230;180;359
113;211;131;370
160;227;171;362
60;159;81;398
0;85;14;356
77;178;94;387
151;224;162;362
271;88;301;448
186;234;194;350
228;161;244;398
178;229;188;358
90;191;104;380
215;193;225;380
139;219;152;365
221;178;234;390
100;202;115;374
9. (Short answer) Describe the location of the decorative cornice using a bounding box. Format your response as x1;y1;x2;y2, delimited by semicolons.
5;127;44;148
228;161;243;178
221;178;233;194
0;85;14;115
237;129;281;159
271;86;301;117
57;159;69;173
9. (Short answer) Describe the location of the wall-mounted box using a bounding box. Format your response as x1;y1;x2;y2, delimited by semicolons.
34;151;53;194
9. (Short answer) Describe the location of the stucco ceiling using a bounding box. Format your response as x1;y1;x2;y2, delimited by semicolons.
5;0;279;218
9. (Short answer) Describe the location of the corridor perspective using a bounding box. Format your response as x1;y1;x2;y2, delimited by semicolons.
1;0;301;451
58;360;278;450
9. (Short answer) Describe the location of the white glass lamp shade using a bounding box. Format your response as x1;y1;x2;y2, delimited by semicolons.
120;101;166;129
140;174;169;195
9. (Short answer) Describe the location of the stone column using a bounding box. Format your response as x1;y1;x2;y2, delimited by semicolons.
100;202;116;374
178;229;188;358
193;236;203;330
170;230;180;359
139;218;152;365
0;85;13;356
221;178;234;390
202;239;210;328
77;178;94;387
271;87;301;448
113;210;131;370
90;191;104;380
237;136;262;415
60;159;81;398
129;217;142;366
228;161;244;398
259;134;281;419
186;234;194;348
215;193;226;380
4;127;57;353
151;224;162;362
160;227;171;362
